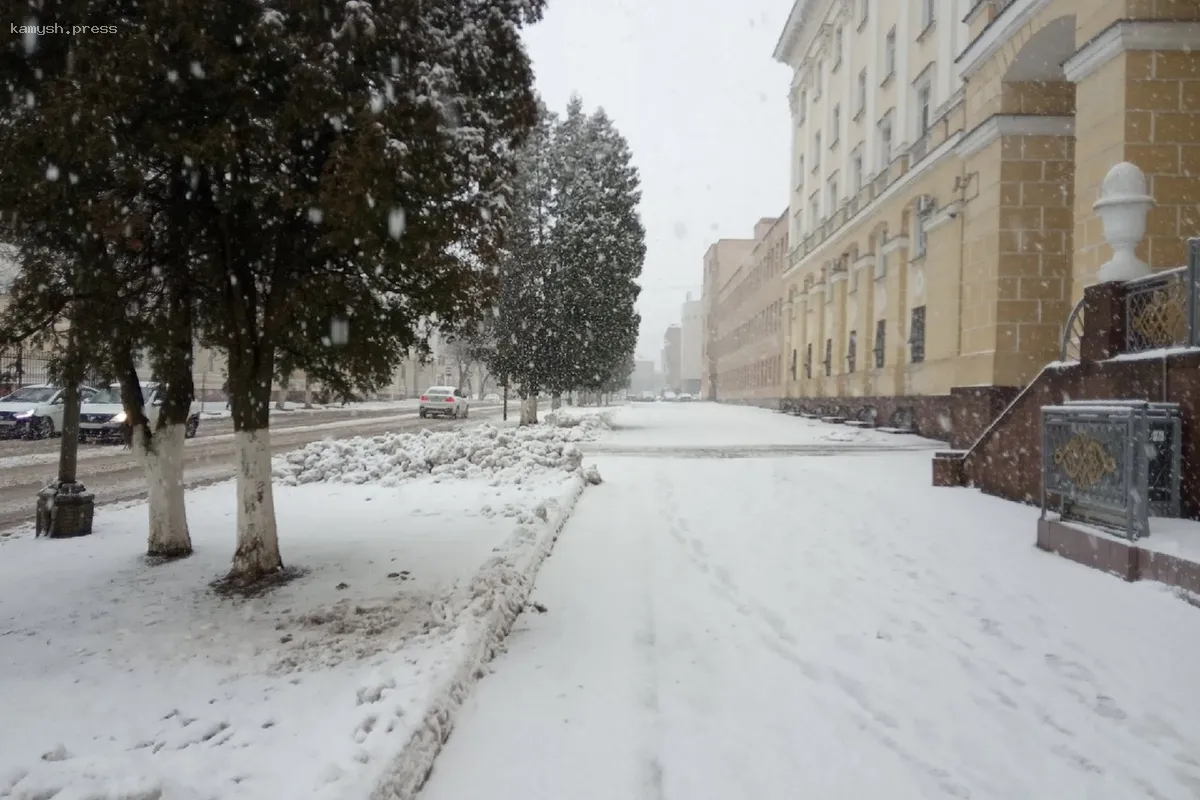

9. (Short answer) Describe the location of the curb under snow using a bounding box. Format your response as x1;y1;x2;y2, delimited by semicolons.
368;473;588;800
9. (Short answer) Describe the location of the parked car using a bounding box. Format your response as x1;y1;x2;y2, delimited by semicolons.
418;386;470;419
0;384;96;439
662;391;677;401
78;382;202;443
677;393;694;402
483;393;501;402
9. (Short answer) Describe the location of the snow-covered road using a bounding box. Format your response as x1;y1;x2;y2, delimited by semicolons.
419;402;1200;800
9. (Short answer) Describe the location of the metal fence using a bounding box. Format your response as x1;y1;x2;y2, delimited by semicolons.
1122;238;1200;354
1041;402;1177;540
0;348;56;395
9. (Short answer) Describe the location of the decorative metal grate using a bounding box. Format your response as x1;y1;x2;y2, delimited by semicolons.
1123;240;1200;353
1040;403;1163;540
0;347;56;395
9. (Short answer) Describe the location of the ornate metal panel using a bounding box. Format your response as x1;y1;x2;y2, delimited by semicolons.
1041;404;1152;540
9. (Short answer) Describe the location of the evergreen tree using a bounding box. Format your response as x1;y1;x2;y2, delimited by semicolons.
2;0;545;582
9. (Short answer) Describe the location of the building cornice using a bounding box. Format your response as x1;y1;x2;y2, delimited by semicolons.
925;202;962;234
956;114;1074;159
1064;20;1200;83
956;0;1055;79
773;0;840;66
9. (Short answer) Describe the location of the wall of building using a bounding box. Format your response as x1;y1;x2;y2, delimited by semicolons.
662;325;682;391
711;214;789;404
701;238;755;399
680;296;703;390
771;0;1200;410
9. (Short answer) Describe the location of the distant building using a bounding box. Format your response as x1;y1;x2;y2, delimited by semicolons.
630;359;659;395
701;239;755;400
662;324;682;392
680;293;702;396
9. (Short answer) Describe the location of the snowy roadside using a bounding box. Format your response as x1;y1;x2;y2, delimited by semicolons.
198;399;423;419
0;412;611;800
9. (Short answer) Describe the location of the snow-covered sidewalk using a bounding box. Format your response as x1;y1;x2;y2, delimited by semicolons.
0;414;609;800
418;401;1200;800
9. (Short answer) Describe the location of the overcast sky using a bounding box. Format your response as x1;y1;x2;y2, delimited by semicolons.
522;0;792;365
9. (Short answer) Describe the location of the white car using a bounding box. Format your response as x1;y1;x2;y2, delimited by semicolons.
79;382;202;443
662;391;677;401
418;386;470;419
0;383;96;439
483;393;501;402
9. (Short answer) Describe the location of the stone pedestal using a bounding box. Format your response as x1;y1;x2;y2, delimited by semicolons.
36;482;95;538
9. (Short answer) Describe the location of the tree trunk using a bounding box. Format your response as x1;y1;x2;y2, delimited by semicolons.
227;352;282;580
519;390;538;426
550;391;562;410
136;421;190;557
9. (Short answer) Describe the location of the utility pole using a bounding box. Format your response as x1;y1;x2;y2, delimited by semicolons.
36;318;94;537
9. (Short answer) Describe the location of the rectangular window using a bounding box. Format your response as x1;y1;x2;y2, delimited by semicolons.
814;61;823;99
858;0;869;28
809;192;820;228
824;339;833;377
813;131;821;169
790;348;797;379
828;177;839;210
805;343;813;378
922;0;936;30
857;69;867;116
797;155;805;186
879;119;893;171
913;208;929;258
798;89;807;124
916;83;931;136
874;320;886;368
852;150;863;191
834;28;843;69
831;104;840;146
884;28;896;78
910;306;927;363
847;330;857;373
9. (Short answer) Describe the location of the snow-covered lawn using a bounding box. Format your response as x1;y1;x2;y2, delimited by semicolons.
419;402;1200;800
0;414;611;800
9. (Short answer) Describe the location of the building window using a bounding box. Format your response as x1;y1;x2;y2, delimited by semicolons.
797;155;805;188
790;348;797;379
857;69;867;117
909;306;926;363
809;192;820;228
805;343;813;378
873;320;886;368
913;206;930;258
858;0;869;29
814;61;823;99
831;104;840;146
915;81;932;136
824;338;833;376
813;132;821;169
921;0;936;31
798;89;807;125
828;175;839;210
852;149;863;191
833;27;843;70
847;330;857;372
884;28;896;79
879;117;893;171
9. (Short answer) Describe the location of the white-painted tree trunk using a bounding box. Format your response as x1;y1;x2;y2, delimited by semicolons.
519;394;538;426
136;422;191;557
550;392;562;410
230;429;282;577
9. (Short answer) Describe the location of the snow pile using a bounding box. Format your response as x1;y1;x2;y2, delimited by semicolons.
273;414;611;487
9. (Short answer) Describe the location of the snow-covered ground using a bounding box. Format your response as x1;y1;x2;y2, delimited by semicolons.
0;413;610;800
419;401;1200;800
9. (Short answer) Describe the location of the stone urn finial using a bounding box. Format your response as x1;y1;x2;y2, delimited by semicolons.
1093;162;1154;282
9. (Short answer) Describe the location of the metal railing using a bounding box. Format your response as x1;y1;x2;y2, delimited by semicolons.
1122;240;1200;353
0;347;56;394
1040;402;1178;540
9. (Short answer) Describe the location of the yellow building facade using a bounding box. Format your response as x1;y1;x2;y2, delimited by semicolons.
772;0;1200;422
